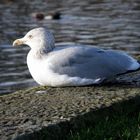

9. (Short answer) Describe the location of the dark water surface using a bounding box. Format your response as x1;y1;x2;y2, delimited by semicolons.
0;0;140;94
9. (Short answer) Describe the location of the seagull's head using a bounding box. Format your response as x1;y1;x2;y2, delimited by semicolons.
13;27;55;52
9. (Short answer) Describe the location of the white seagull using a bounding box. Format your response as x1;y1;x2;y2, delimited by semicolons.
13;27;140;87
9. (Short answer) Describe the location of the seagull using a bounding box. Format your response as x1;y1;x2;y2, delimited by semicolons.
13;27;140;87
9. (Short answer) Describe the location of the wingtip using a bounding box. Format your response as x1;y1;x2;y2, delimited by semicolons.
137;60;140;64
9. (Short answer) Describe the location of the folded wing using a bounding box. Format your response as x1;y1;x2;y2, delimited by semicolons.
50;46;140;80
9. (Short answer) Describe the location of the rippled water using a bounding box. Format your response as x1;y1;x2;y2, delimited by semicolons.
0;0;140;94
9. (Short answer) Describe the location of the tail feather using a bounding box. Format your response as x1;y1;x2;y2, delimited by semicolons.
117;61;140;76
137;60;140;64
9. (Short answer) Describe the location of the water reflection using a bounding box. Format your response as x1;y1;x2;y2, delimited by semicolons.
0;0;140;94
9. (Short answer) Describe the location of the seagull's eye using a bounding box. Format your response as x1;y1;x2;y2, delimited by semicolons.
28;35;33;39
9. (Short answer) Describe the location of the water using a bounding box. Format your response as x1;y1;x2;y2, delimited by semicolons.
0;0;140;94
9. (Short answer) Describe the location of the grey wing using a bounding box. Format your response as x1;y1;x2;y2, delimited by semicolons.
53;47;140;79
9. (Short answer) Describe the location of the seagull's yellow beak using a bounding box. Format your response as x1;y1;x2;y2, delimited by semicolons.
13;38;25;47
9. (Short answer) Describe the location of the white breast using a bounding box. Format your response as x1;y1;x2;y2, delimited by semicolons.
27;50;49;85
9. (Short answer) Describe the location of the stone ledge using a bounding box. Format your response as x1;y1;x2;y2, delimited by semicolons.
0;83;140;140
15;96;140;140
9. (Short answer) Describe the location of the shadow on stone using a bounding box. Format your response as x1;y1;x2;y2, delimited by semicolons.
15;95;140;140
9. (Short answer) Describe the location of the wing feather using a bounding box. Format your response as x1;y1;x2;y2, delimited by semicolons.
49;45;140;79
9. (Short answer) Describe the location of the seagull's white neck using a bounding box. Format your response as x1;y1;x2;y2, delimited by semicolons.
30;46;54;59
